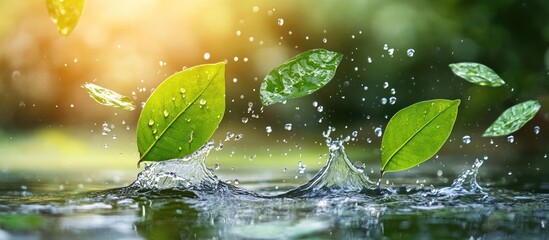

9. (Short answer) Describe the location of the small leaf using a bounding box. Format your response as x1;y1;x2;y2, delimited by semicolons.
483;100;541;137
449;62;505;87
260;48;343;106
81;83;136;111
137;62;225;163
381;99;460;174
46;0;85;36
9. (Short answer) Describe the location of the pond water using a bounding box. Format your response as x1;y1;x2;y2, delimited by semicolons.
1;136;548;239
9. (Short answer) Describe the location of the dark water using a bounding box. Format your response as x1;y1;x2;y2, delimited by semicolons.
1;139;548;239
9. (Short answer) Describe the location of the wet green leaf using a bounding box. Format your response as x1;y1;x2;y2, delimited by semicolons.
381;99;460;174
137;63;225;163
82;83;136;111
260;48;343;106
46;0;85;36
483;100;541;137
449;62;505;87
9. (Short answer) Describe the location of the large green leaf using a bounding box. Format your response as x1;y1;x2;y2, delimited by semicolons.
137;63;225;163
483;100;541;137
260;48;343;106
381;99;460;174
81;83;136;111
449;62;505;87
46;0;85;36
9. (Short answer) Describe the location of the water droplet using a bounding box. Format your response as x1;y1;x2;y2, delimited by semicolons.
507;135;515;143
252;6;259;13
374;127;383;137
383;44;389;50
241;117;249;123
407;48;415;57
437;170;443;177
317;105;324;112
383;82;389;89
233;179;240;185
180;88;187;94
234;134;243;141
232;78;238;83
102;122;111;135
380;98;387;105
534;125;541;135
312;101;318;107
390;88;396;95
203;52;211;60
236;30;241;36
284;123;292;131
388;48;395;56
351;131;358;137
508;171;513;176
249;36;254;42
389;96;397;105
225;132;235;141
199;99;207;105
148;119;154;126
266;126;273;134
462;135;471;144
298;161;307;174
159;61;166;66
215;163;220;170
367;57;372;63
322;38;328;44
163;109;169;118
363;86;369;91
277;18;284;26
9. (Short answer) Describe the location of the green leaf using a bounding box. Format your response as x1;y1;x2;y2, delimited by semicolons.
381;99;460;174
260;48;343;106
483;100;541;137
137;62;225;163
46;0;85;36
81;83;136;111
449;62;505;87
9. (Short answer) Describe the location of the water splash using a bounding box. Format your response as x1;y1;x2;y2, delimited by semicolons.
435;158;486;196
124;128;489;200
280;140;375;197
127;141;256;198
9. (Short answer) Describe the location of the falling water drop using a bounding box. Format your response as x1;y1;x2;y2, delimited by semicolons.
203;52;211;60
317;106;324;112
389;96;397;105
374;127;383;137
380;98;387;105
462;135;471;144
284;123;293;131
407;49;415;57
383;82;389;89
277;18;284;26
507;135;515;143
266;126;273;134
322;38;328;44
534;126;541;135
241;117;249;123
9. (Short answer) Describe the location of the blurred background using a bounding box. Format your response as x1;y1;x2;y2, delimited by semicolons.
0;0;548;186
